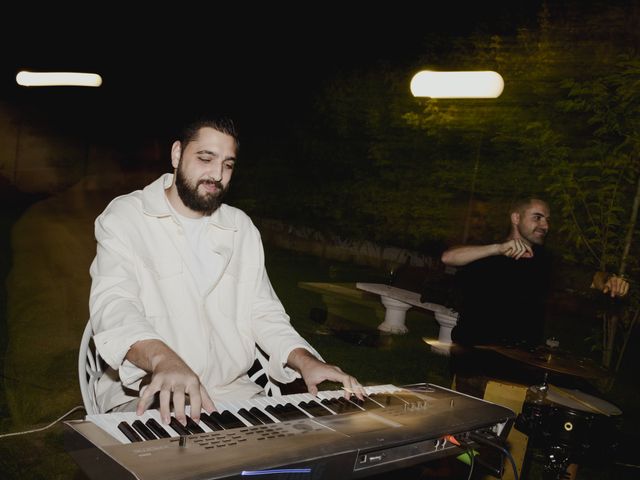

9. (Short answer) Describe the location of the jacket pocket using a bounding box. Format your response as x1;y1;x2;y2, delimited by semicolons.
139;257;185;317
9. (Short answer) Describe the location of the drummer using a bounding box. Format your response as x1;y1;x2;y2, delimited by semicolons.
440;197;629;479
441;197;629;395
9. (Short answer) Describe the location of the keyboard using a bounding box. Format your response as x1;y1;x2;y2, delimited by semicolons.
64;383;515;479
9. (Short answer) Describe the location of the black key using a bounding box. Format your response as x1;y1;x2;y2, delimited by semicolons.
118;421;143;442
169;417;191;436
237;408;263;426
265;403;306;421
330;397;362;413
185;415;205;434
265;405;286;421
321;398;355;414
249;407;276;424
339;397;365;412
352;396;383;410
146;418;171;438
280;403;308;420
265;404;301;421
200;412;224;431
319;398;340;414
131;419;157;440
212;410;246;429
297;400;333;417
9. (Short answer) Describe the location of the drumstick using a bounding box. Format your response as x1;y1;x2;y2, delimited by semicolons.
547;384;610;416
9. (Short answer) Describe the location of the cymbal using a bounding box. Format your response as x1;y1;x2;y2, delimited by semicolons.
476;344;610;379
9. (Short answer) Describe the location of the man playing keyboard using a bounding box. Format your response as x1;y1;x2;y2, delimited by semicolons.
88;115;363;428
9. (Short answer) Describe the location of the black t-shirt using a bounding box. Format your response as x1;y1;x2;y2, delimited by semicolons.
451;245;553;347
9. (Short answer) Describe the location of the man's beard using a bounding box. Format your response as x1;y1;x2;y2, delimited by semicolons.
175;164;228;216
519;225;546;246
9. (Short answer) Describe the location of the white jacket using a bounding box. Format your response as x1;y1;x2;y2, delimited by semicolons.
89;174;319;412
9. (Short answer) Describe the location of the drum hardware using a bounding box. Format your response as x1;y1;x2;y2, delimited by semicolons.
476;344;610;379
515;375;623;479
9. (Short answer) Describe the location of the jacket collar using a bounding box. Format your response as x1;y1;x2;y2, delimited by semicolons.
141;173;237;231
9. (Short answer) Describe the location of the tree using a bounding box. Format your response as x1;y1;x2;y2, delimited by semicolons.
535;55;640;373
492;2;640;374
234;4;639;379
404;2;640;374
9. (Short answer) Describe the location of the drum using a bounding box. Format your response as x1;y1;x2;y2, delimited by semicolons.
515;385;623;464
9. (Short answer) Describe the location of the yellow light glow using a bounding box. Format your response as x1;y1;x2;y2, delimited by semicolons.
410;70;504;98
16;71;102;87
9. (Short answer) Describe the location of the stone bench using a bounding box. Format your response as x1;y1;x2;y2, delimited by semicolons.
297;282;385;326
355;283;459;354
297;281;458;353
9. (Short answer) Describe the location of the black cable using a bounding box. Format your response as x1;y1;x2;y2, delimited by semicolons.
468;431;519;480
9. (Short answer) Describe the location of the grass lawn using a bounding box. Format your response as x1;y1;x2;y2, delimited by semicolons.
0;241;451;479
1;185;638;479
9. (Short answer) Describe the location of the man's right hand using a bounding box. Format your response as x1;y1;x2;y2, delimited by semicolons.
499;239;533;260
127;339;216;426
442;239;533;266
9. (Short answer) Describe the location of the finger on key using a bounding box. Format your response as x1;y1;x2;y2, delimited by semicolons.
173;390;187;426
159;389;172;424
200;385;217;413
188;386;202;423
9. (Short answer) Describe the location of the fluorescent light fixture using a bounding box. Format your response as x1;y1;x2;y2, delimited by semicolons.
16;71;102;87
410;71;504;98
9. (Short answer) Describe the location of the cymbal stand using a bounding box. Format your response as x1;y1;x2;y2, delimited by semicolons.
519;372;577;479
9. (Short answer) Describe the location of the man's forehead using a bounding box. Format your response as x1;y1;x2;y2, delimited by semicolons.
189;128;237;152
194;127;231;142
526;201;550;216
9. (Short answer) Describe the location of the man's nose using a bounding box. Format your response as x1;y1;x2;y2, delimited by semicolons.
208;163;223;181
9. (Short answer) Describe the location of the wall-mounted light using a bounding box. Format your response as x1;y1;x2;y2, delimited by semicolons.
16;71;102;87
410;71;504;98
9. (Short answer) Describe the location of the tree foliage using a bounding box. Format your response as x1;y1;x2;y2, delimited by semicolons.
235;1;640;372
237;1;640;277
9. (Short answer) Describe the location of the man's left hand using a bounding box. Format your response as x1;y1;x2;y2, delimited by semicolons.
603;275;630;298
592;272;630;298
287;348;365;400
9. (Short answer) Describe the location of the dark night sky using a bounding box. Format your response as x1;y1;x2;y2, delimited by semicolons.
6;0;626;145
2;3;547;124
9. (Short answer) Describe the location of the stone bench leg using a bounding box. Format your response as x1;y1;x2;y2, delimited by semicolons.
434;311;458;344
377;296;411;334
423;309;459;355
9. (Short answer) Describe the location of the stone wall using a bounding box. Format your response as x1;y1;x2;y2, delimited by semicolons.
254;218;440;272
